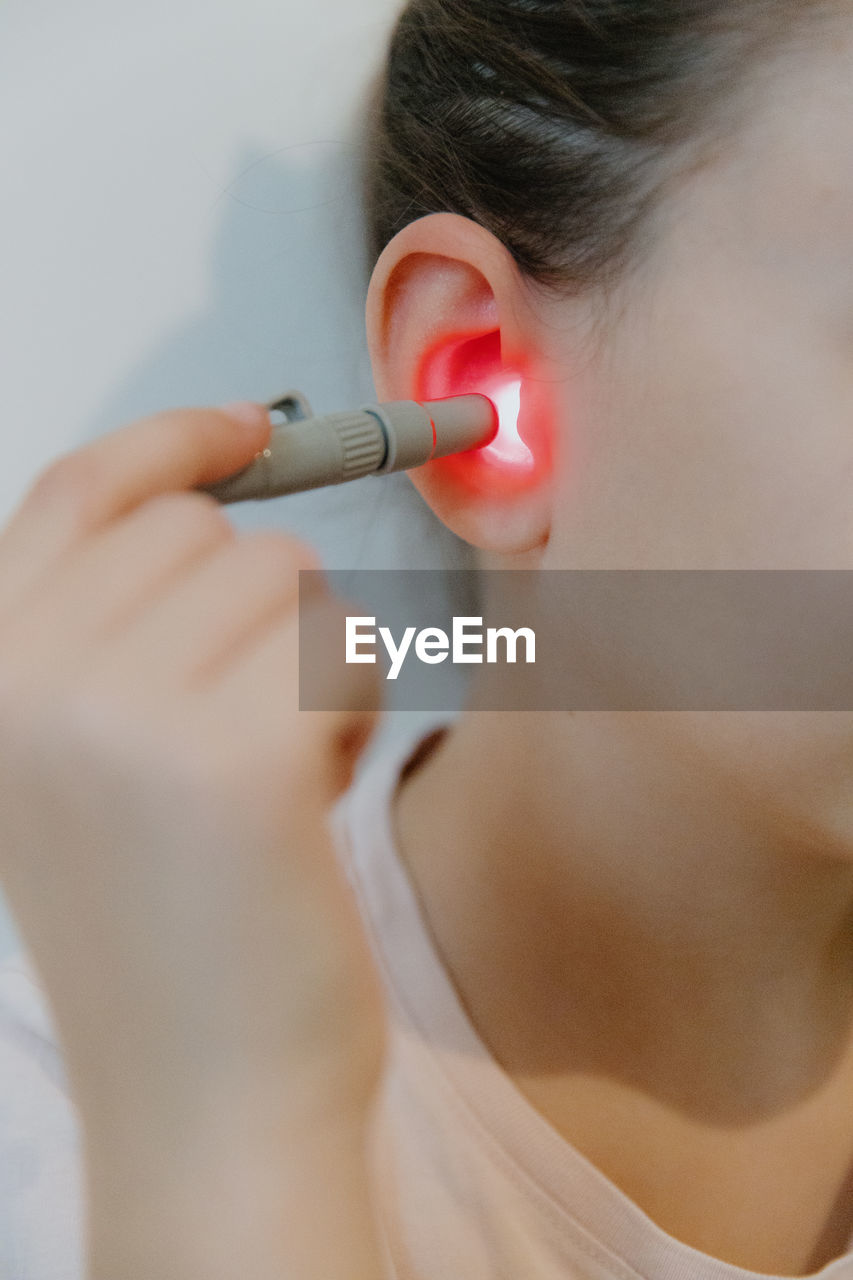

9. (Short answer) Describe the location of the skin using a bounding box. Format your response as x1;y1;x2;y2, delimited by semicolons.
0;407;387;1280
5;12;853;1280
366;13;853;1277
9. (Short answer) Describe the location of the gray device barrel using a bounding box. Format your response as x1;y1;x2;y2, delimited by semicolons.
200;394;497;504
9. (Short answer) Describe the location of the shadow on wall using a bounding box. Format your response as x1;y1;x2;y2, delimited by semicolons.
82;127;475;576
0;133;474;964
81;124;478;680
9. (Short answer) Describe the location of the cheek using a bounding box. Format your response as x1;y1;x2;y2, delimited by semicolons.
415;329;554;502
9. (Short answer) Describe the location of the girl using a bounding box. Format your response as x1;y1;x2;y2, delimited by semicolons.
3;1;853;1277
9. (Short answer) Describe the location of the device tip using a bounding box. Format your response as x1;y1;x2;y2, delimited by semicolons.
425;394;499;459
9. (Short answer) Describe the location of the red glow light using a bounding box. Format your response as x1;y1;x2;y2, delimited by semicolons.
482;376;534;470
415;332;548;499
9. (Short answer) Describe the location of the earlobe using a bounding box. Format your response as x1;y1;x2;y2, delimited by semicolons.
365;213;555;555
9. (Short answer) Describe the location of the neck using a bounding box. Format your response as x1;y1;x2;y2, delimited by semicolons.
393;710;853;1125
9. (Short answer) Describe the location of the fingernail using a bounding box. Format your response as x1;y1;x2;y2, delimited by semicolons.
220;400;270;430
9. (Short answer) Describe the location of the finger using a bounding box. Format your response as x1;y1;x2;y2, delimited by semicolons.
0;493;236;687
0;405;270;615
209;591;383;801
91;531;323;693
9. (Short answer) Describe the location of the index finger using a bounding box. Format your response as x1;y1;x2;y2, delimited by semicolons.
0;403;271;610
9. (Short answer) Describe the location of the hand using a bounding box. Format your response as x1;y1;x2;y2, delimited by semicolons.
0;405;387;1278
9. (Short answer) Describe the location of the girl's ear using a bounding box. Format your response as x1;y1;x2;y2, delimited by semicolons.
365;213;556;555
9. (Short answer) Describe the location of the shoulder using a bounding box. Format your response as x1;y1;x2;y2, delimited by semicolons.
331;713;456;842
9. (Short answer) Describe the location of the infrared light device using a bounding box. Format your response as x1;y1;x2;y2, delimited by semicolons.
199;390;499;505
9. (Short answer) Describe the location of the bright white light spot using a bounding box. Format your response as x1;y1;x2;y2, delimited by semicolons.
485;379;534;468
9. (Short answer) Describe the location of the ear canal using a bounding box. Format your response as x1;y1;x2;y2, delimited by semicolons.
416;330;537;481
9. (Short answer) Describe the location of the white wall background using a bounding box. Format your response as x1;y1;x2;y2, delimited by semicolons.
0;0;472;963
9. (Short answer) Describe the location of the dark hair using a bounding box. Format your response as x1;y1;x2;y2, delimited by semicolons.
364;0;831;295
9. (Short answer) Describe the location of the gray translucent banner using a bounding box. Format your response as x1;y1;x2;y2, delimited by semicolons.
298;570;853;712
